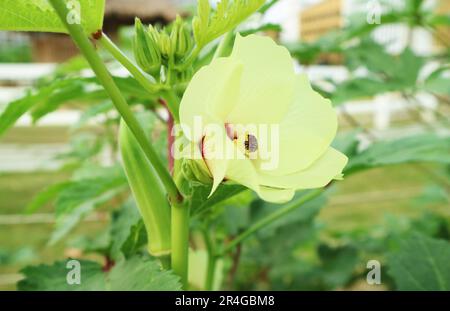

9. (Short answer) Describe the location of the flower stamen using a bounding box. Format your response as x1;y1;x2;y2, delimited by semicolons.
245;134;258;153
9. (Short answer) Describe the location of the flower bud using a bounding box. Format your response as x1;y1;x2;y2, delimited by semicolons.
181;158;212;185
147;24;161;45
170;15;192;60
158;31;173;61
133;18;161;77
192;0;211;46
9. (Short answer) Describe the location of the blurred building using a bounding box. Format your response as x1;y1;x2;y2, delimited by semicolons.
295;0;449;58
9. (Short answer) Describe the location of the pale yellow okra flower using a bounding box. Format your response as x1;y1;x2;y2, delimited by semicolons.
179;34;348;203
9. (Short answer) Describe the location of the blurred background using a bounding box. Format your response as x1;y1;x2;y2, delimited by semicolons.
0;0;449;290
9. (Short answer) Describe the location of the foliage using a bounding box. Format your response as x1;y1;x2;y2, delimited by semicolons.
0;76;153;138
388;233;450;291
192;0;265;48
18;256;181;291
0;0;449;291
345;135;450;175
0;0;105;34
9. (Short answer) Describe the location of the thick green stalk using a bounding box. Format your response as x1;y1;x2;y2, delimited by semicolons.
98;33;166;94
217;189;324;256
205;250;216;291
171;202;190;289
48;0;182;205
203;229;216;291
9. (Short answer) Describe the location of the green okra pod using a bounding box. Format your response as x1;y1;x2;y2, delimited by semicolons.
119;119;171;257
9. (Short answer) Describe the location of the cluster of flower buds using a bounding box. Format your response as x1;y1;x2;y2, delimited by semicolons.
134;18;162;77
133;16;193;81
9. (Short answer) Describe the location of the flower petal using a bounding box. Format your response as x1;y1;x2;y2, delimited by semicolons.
202;125;260;198
257;186;295;203
225;157;260;194
257;147;348;189
256;74;338;175
225;34;296;125
201;129;229;197
180;57;243;142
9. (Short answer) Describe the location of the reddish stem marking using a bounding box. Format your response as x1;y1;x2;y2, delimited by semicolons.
159;99;175;174
92;30;103;40
102;256;115;272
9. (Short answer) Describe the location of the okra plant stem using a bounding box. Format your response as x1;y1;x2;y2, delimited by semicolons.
171;202;190;289
202;229;216;291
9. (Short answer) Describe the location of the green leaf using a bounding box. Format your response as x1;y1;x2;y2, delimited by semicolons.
427;14;450;27
190;182;245;216
30;79;105;121
240;194;326;290
287;41;324;65
54;167;126;216
332;130;361;158
345;134;450;175
388;233;450;290
333;41;425;103
107;257;181;291
357;44;424;86
120;220;148;259
215;191;254;235
109;200;142;260
192;0;265;47
31;165;128;244
18;260;106;290
57;132;104;161
69;230;110;255
18;256;181;290
0;76;153;140
25;182;72;214
0;0;105;35
331;77;393;105
0;247;36;265
317;244;359;288
413;184;450;207
49;186;123;245
73;101;114;129
405;0;424;14
0;91;39;137
422;66;450;96
0;78;90;138
31;77;152;122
